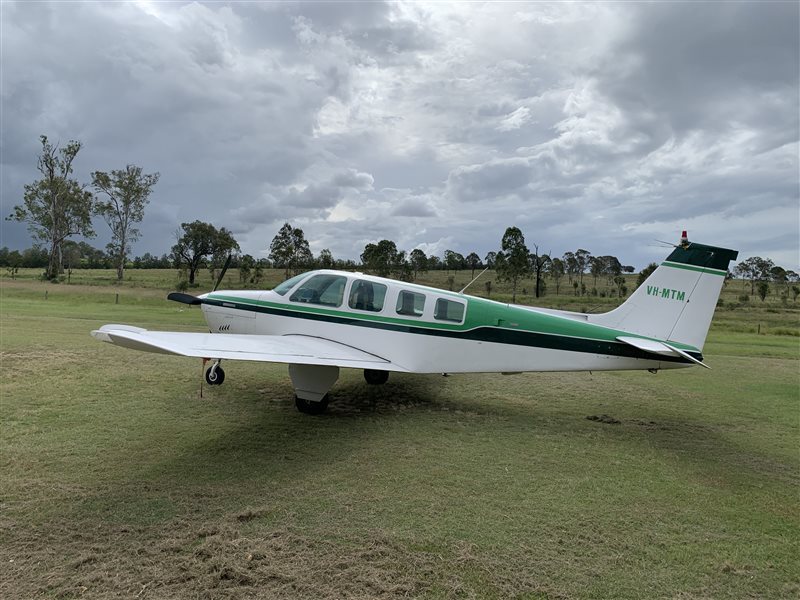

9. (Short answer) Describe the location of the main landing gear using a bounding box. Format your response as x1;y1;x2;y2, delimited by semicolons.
295;394;330;415
200;363;388;415
205;361;225;385
364;369;389;385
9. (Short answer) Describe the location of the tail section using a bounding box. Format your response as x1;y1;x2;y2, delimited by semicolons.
590;238;738;350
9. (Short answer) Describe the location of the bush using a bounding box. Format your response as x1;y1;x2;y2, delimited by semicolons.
772;328;800;337
176;280;189;292
739;294;749;303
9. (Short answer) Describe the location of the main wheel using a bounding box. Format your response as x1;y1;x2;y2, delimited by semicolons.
295;394;329;415
364;369;389;385
205;365;225;386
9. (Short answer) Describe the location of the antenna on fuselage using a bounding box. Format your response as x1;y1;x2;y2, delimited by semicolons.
459;267;489;294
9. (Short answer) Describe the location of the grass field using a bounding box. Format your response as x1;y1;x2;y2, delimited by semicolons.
1;271;798;599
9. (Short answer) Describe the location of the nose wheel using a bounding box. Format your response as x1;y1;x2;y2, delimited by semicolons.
205;362;225;385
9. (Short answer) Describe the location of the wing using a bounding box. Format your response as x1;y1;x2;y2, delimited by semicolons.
91;324;407;372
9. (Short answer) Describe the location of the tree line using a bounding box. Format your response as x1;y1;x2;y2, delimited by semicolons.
7;217;796;303
6;137;797;301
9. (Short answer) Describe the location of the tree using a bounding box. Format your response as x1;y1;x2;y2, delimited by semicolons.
361;239;399;277
495;227;530;303
528;244;550;298
613;275;627;298
466;252;481;278
62;240;82;283
253;259;268;285
444;250;465;273
238;254;256;284
549;257;565;295
92;165;160;281
574;249;592;291
562;251;577;283
171;221;239;285
757;281;770;302
409;248;428;280
21;245;49;268
589;256;603;288
269;222;313;278
735;257;775;295
8;135;94;280
78;242;110;268
393;250;413;281
484;251;497;269
317;248;334;269
5;250;21;279
637;262;658;287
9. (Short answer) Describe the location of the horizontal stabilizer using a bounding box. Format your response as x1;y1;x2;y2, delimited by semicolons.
616;336;710;369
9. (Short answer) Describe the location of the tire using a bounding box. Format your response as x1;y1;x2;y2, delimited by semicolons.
364;369;389;385
205;365;225;386
295;394;329;415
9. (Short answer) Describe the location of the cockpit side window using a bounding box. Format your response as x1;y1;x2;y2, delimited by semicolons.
289;274;347;307
396;290;425;317
434;298;466;323
273;273;308;296
348;280;387;312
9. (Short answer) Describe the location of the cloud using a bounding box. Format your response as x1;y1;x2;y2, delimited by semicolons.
446;158;533;203
390;198;437;217
1;1;797;270
497;107;532;132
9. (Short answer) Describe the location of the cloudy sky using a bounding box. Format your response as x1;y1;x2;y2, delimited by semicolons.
2;1;798;268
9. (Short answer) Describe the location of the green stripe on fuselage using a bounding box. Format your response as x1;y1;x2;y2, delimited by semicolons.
205;293;701;363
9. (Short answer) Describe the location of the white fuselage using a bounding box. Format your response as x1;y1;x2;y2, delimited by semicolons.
200;272;687;375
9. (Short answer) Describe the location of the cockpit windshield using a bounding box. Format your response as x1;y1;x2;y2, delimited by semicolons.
272;273;308;296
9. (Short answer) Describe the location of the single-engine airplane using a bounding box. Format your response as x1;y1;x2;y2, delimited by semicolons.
92;234;738;414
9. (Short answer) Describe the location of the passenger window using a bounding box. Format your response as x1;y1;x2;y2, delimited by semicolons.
348;280;387;312
396;290;425;317
434;298;465;323
289;274;346;307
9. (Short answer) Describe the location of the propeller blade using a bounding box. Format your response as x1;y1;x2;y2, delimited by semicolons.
213;253;233;292
167;292;203;305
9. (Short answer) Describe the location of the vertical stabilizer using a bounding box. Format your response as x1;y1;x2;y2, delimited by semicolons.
590;239;738;350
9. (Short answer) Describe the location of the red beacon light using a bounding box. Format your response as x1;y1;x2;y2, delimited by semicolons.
680;230;689;246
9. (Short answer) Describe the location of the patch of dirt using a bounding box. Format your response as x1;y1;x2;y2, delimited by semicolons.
1;516;561;600
586;414;621;425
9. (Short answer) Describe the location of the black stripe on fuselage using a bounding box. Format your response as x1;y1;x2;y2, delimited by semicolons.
202;298;701;365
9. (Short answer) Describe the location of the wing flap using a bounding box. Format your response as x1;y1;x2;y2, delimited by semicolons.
91;325;406;371
616;335;710;369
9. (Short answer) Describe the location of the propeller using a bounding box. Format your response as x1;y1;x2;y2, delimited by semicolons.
167;292;203;305
167;252;233;305
213;252;233;292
